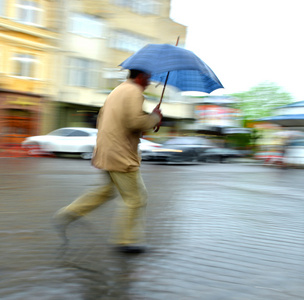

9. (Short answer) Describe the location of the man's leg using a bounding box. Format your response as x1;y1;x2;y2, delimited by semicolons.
109;170;148;248
53;171;116;242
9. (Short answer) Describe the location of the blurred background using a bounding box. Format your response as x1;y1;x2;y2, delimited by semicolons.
1;3;304;298
1;0;304;166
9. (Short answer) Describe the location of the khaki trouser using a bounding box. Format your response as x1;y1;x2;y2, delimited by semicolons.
57;170;148;245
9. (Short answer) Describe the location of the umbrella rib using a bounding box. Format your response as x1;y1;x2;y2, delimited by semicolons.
158;36;180;107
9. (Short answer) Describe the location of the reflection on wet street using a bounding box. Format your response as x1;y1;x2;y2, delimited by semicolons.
0;158;304;299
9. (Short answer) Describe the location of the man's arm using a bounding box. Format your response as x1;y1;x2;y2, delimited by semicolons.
124;90;162;131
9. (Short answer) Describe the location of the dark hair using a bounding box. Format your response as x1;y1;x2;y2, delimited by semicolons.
128;69;147;79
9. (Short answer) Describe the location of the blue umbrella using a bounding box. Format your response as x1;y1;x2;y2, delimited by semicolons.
119;43;223;94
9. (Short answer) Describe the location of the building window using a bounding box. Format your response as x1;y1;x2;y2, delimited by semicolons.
112;0;160;15
111;0;128;6
0;49;2;74
0;0;6;16
15;0;42;26
69;13;105;38
110;30;150;52
12;54;37;78
67;57;102;88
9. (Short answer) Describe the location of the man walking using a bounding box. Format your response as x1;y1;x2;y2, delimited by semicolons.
54;69;162;254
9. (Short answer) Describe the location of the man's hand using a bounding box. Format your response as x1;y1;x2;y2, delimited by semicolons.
153;104;162;132
152;104;162;120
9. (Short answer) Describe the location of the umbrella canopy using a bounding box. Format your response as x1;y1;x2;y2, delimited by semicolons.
119;44;223;94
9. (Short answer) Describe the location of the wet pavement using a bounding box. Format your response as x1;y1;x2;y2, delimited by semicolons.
0;157;303;300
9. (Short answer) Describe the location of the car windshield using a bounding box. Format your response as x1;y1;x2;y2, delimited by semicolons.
68;130;90;137
47;128;97;137
47;129;75;136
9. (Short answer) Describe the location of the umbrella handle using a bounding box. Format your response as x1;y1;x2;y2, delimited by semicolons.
154;36;180;133
154;123;160;132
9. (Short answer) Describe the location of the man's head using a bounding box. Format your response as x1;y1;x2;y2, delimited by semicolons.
128;69;151;90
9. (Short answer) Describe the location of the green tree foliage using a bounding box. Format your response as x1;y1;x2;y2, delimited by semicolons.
230;81;293;121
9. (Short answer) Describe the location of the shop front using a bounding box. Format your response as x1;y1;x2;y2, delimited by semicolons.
55;102;100;130
0;90;42;146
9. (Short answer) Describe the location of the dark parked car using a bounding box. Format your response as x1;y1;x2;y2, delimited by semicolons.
143;136;215;162
139;138;162;161
199;147;245;163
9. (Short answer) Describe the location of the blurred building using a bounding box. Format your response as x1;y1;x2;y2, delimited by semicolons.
0;0;186;145
53;0;187;130
179;96;251;135
0;0;59;145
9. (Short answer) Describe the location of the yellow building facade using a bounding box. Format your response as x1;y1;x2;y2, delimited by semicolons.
0;0;59;145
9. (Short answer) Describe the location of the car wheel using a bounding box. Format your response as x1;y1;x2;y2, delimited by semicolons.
205;156;213;163
219;156;226;163
207;155;221;163
167;156;181;163
80;152;93;160
192;154;200;163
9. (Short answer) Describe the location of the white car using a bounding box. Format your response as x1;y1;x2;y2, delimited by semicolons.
284;139;304;167
139;138;161;160
22;127;98;159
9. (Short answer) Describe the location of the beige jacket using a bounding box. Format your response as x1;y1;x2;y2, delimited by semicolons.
92;79;161;172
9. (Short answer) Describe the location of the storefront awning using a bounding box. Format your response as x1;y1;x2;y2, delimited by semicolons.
257;114;304;127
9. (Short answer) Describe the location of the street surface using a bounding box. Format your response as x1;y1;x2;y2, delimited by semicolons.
0;157;303;300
